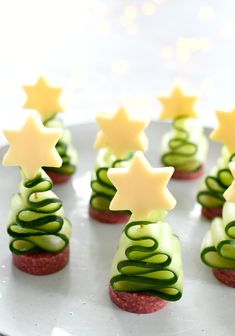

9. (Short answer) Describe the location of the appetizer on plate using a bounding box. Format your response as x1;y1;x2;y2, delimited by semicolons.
2;114;71;275
201;162;235;287
23;76;78;184
158;86;208;180
108;152;183;313
197;109;235;219
89;107;149;224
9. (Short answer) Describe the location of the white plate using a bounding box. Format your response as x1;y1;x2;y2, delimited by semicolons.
0;121;234;336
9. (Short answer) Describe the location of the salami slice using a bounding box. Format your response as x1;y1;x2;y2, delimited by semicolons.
202;207;223;220
109;285;167;314
172;166;204;180
12;246;70;275
213;268;235;288
89;206;130;224
45;170;71;185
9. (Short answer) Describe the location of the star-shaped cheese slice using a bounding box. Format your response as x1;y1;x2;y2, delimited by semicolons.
2;114;62;180
107;151;176;218
210;109;235;154
23;76;64;121
158;86;198;120
224;162;235;202
94;107;149;158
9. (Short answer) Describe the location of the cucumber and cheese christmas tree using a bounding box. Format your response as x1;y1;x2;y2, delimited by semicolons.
201;162;235;287
2;114;71;275
89;107;149;224
107;152;183;314
158;86;208;180
197;109;235;220
23;76;78;184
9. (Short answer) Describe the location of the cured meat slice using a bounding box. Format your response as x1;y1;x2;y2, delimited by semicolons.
213;268;235;288
12;246;70;275
89;206;130;224
109;285;167;314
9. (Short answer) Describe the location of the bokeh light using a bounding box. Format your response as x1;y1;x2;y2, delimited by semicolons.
0;0;235;143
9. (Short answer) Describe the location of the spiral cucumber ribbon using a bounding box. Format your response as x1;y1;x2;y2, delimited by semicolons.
8;169;71;254
197;147;235;209
161;116;208;173
45;118;78;176
201;201;235;268
110;219;183;301
90;149;133;212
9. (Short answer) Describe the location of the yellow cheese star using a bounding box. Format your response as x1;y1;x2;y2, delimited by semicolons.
158;86;198;120
94;107;149;158
2;114;62;180
23;76;64;121
107;151;176;218
224;162;235;202
210;109;235;154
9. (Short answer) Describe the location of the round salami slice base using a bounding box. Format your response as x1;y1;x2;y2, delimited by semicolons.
89;206;130;224
109;285;167;314
12;246;70;275
202;207;223;220
172;166;204;180
45;169;71;185
213;268;235;288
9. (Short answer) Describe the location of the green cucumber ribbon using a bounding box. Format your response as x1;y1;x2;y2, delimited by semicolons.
90;149;133;211
110;220;183;301
201;201;235;268
161;116;208;172
44;118;78;176
8;169;71;254
197;148;235;209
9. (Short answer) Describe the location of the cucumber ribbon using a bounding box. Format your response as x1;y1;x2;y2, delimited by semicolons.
201;201;235;268
110;219;183;301
161;116;208;173
197;148;235;209
8;169;71;254
90;149;133;212
44;118;78;176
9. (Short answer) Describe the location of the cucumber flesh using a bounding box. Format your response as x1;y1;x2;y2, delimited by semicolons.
45;118;78;176
201;204;235;268
161;116;207;173
162;154;201;172
205;176;226;193
110;220;183;302
8;169;71;254
197;150;234;209
197;192;224;208
90;194;112;211
217;169;233;187
90;149;132;211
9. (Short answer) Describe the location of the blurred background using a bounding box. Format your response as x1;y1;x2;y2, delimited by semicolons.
0;0;235;142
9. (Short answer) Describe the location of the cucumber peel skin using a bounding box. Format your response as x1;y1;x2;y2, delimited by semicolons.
44;118;78;176
89;149;133;212
197;149;235;209
201;202;235;269
110;220;183;302
7;169;71;255
161;116;208;173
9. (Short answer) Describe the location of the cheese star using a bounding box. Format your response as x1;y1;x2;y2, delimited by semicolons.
158;86;198;120
107;151;176;218
210;109;235;154
94;107;149;158
23;76;64;121
224;162;235;202
2;114;62;180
